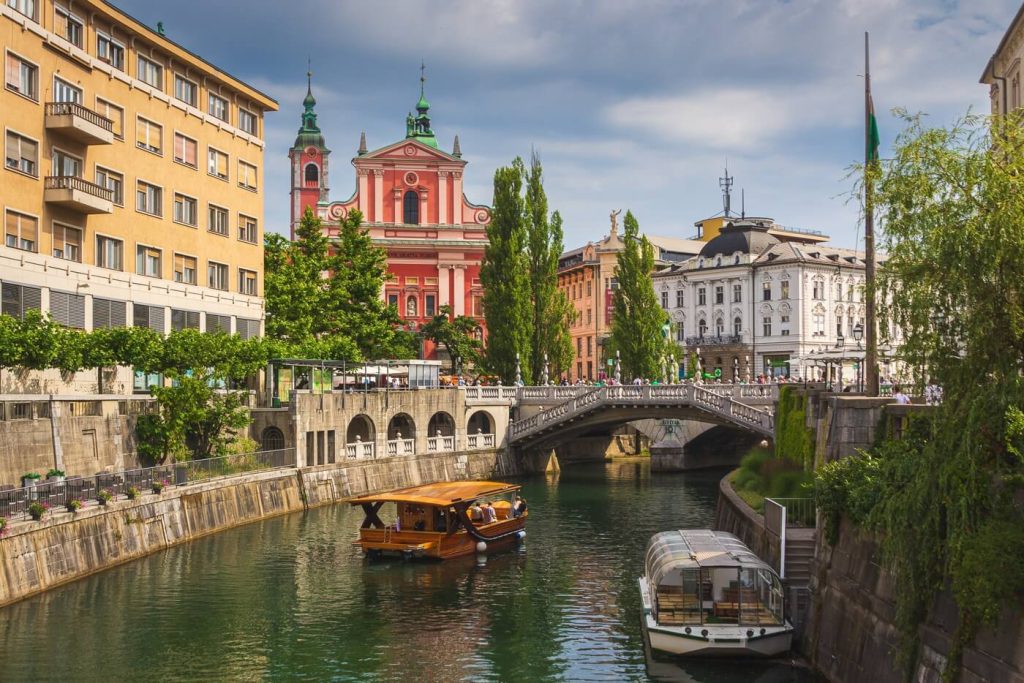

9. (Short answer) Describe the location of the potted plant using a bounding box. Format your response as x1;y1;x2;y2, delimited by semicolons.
46;468;66;483
27;501;49;521
0;517;7;536
96;489;113;506
152;479;167;495
126;486;140;501
21;472;41;489
66;499;83;513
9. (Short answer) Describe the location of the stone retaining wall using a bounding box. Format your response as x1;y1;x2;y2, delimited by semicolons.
0;448;515;608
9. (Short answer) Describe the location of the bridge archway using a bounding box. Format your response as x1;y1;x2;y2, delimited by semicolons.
467;410;494;435
347;414;376;443
387;413;416;439
260;426;285;451
428;411;455;437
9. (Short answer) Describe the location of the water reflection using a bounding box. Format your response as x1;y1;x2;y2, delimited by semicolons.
0;459;820;682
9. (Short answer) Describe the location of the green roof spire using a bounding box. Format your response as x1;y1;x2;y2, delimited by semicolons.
292;64;327;151
406;61;437;148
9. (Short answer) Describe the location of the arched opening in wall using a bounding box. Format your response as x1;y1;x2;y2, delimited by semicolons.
261;426;285;451
427;411;455;437
467;410;493;435
304;163;319;185
403;190;419;224
388;413;416;440
347;414;376;443
733;316;742;336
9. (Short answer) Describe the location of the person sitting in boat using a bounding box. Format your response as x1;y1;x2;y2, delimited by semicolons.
516;498;528;517
512;496;523;518
470;502;483;522
483;502;497;524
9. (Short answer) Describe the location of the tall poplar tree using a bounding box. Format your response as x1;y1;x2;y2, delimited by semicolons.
481;158;532;383
525;152;574;383
607;211;670;381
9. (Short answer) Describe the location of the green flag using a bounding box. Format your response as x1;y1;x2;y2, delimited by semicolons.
867;93;880;164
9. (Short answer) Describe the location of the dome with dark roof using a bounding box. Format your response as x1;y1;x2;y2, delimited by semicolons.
698;219;779;260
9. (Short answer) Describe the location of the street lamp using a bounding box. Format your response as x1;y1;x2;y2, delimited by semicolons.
853;323;864;344
852;323;864;392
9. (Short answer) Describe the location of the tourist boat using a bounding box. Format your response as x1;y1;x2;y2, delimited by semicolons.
349;481;527;560
638;529;793;657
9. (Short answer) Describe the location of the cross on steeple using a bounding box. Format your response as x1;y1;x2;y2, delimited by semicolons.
307;57;312;93
420;60;426;97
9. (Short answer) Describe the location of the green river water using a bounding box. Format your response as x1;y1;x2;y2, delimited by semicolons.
0;460;822;682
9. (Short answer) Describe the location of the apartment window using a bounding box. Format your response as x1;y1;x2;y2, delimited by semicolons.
813;281;824;300
813;313;826;335
425;294;436;316
781;280;790;299
387;292;398;307
96;235;123;270
472;295;483;317
675;290;684;308
236;318;260;340
171;309;200;331
135;180;162;216
92;297;126;329
173;194;197;226
4;210;37;252
208;93;228;121
576;337;582;356
52;223;81;261
173;75;197;106
173;133;197;167
676;325;685;342
238;160;257;190
698;318;707;337
208;205;228;235
96;167;123;205
238;214;257;243
733;283;742;303
5;52;38;100
53;77;81;104
6;0;36;20
95;98;123;137
49;290;85;329
52;149;81;177
587;336;593;355
5;130;37;176
661;291;668;309
54;6;83;47
586;280;592;297
836;318;843;338
208;261;228;290
715;285;724;305
847;285;854;302
715;317;724;337
781;314;790;336
697;287;706;306
207;148;228;179
205;313;230;334
136;117;162;154
586;309;592;325
238;268;257;295
136;245;162;278
1;283;41;318
173;253;197;284
96;33;124;71
733;316;742;336
133;303;165;333
238;108;257;135
137;55;163;89
762;281;772;301
763;316;772;337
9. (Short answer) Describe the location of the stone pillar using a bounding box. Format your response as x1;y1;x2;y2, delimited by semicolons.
393;188;402;223
438;266;450;307
420;189;429;226
357;169;369;215
452;172;463;225
438;171;448;225
372;169;384;222
452;266;465;315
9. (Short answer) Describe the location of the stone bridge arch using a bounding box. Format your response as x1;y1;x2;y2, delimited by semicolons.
347;414;376;443
387;413;416;439
427;411;455;438
467;409;494;435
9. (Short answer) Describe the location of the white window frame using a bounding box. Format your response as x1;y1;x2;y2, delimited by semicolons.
238;268;257;296
4;208;39;252
173;131;198;168
173;252;198;285
95;165;124;206
52;75;82;104
238;107;256;135
96;31;125;71
94;96;124;138
238;160;257;191
208;203;229;236
135;243;162;278
207;92;229;122
207;261;228;291
137;55;163;90
207;146;228;180
51;220;82;262
6;0;36;21
173;192;198;227
4;50;39;101
238;213;257;244
135;179;163;217
54;4;84;48
51;145;82;178
173;74;198;107
95;232;123;270
136;116;163;155
5;128;39;177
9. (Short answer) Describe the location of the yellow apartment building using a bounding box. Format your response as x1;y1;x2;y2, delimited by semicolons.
2;0;277;392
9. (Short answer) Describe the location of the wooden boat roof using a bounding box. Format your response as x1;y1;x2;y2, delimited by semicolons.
349;481;520;507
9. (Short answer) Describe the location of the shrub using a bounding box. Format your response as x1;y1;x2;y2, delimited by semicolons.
27;501;49;521
66;499;82;513
46;468;65;478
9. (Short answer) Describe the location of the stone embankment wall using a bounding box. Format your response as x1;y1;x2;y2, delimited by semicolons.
0;448;517;608
806;518;1024;682
714;476;780;576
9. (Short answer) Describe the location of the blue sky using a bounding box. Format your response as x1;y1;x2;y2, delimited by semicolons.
118;0;1015;249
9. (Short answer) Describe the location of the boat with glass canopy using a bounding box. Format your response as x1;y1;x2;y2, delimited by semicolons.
638;529;793;657
349;481;527;560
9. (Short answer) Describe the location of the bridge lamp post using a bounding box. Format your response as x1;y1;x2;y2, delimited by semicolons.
614;350;621;384
853;323;864;392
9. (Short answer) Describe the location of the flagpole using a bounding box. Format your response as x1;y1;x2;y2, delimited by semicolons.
864;31;879;396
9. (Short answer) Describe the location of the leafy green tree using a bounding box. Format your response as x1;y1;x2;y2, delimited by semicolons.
481;158;533;383
263;210;326;344
419;305;482;373
607;211;670;381
525;152;574;382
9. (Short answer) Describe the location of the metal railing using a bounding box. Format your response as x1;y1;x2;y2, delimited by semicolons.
684;334;743;347
0;449;294;522
45;101;115;132
44;174;115;201
766;497;816;528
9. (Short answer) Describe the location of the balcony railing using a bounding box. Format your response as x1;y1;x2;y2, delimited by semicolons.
45;175;114;201
466;432;496;450
684;334;742;347
45;101;115;133
427;435;455;452
386;438;415;456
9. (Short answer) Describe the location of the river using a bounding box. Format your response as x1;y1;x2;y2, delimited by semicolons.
0;460;821;682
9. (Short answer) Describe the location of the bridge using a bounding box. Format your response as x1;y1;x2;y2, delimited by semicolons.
508;384;775;452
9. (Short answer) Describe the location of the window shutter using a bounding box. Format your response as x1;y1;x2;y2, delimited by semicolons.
149;305;165;333
68;292;85;329
94;298;111;329
109;299;126;328
22;285;40;314
187;310;200;329
50;291;70;326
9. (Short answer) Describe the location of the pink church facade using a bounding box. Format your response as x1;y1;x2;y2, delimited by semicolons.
289;78;490;360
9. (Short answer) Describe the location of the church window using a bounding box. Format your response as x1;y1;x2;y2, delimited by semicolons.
403;190;419;224
304;163;318;185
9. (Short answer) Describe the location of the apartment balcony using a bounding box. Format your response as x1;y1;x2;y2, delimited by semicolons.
685;334;743;347
44;102;115;145
44;176;114;214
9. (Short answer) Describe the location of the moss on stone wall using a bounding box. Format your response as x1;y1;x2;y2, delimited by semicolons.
774;386;817;471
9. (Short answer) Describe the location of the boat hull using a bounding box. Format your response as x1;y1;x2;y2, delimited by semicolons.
358;518;526;560
638;578;793;658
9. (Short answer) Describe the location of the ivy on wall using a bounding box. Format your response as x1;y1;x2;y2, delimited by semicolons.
774;386;816;471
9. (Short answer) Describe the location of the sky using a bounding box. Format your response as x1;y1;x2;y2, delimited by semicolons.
117;0;1017;249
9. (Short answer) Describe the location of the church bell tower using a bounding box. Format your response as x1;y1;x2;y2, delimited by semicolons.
288;70;330;238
